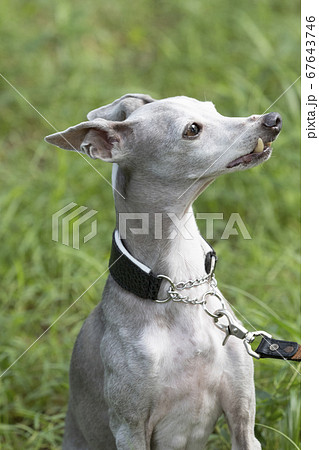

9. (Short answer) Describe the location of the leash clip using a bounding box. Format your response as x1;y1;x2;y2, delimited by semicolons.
213;309;248;343
213;309;272;359
243;330;272;359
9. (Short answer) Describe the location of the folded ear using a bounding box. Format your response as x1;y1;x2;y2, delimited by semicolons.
87;93;155;121
44;119;128;162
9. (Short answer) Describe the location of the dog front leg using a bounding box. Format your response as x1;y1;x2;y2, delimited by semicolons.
226;410;261;450
220;349;261;450
115;429;149;450
223;391;262;450
109;410;151;450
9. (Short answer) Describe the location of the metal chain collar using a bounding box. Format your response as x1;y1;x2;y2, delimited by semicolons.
156;271;222;305
156;271;271;359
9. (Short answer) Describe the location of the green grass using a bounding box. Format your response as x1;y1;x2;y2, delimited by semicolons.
0;0;300;448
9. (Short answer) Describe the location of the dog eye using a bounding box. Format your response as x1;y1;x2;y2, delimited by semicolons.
183;123;202;139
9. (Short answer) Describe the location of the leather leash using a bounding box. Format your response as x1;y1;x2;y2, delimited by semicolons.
255;337;301;361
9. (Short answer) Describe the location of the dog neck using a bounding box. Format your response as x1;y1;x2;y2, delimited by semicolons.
112;164;212;282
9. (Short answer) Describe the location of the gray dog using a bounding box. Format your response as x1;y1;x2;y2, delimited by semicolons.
45;94;282;449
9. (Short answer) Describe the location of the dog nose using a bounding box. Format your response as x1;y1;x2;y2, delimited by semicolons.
262;112;282;132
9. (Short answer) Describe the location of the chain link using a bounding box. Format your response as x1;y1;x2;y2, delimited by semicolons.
156;272;224;307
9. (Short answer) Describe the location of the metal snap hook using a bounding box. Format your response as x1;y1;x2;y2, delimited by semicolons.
243;331;273;359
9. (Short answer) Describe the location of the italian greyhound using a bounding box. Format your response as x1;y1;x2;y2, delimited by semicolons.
45;94;282;449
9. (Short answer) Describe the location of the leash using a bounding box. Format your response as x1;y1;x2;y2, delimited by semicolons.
109;230;301;362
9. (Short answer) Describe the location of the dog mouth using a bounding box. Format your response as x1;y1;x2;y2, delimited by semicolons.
226;138;273;169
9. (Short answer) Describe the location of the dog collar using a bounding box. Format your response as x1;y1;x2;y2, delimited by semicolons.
109;229;217;300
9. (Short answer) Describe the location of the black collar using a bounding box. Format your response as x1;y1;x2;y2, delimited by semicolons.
109;230;217;300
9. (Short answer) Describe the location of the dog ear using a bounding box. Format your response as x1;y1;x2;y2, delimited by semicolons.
87;93;155;121
44;119;129;162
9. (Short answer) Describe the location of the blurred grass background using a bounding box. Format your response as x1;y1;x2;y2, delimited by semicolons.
0;0;300;448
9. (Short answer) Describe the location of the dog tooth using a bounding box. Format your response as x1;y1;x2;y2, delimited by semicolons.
254;138;264;153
